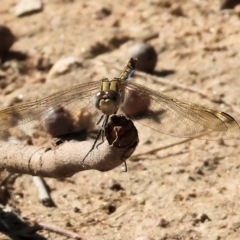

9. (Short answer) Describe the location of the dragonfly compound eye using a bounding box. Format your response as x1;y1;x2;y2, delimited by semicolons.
94;90;121;115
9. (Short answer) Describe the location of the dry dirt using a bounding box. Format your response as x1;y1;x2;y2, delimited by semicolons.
1;0;240;239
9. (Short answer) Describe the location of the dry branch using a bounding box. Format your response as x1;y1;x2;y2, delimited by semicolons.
0;115;138;177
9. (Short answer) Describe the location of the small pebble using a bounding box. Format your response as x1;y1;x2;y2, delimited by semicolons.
47;56;82;79
200;213;211;223
121;88;151;117
129;42;157;73
169;3;185;16
109;182;124;191
94;7;112;19
220;0;240;9
15;0;43;17
0;25;16;54
33;56;52;72
73;207;81;213
106;204;116;214
157;218;170;228
41;106;75;136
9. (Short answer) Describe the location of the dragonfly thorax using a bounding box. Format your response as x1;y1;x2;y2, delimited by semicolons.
94;90;122;115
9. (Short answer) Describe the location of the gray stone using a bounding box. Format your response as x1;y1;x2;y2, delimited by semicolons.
14;0;43;17
47;56;82;80
129;42;158;73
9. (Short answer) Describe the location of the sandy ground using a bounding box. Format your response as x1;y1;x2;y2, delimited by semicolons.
1;0;240;239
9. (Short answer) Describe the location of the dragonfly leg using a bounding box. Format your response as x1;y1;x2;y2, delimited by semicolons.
96;114;104;126
120;137;139;172
81;128;103;166
81;115;109;166
96;115;109;149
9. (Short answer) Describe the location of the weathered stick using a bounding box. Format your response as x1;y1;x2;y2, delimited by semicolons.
0;115;138;177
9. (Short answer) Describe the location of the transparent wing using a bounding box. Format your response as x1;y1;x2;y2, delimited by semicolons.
121;81;240;140
0;81;101;138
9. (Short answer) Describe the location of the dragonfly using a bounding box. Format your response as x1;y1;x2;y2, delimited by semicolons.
0;58;239;163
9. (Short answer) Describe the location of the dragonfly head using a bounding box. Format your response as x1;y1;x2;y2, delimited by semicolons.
95;90;121;115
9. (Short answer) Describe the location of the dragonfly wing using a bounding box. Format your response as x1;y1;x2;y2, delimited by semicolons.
0;81;101;138
121;81;240;140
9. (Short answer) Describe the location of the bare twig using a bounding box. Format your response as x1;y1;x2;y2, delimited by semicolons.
37;221;91;240
0;115;138;177
141;32;159;42
32;176;53;206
